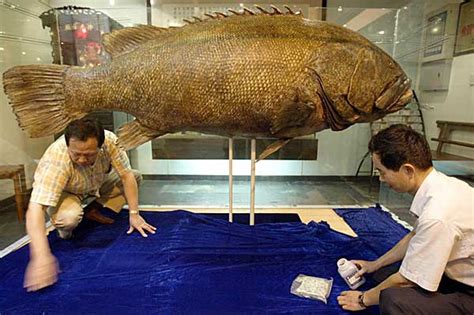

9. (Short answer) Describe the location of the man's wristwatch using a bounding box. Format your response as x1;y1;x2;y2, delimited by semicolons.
129;210;139;215
358;291;368;309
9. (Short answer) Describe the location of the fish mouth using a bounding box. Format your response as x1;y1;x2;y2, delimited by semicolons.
375;75;412;112
390;87;413;111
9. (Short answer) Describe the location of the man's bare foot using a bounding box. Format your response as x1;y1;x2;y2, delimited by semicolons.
84;202;115;224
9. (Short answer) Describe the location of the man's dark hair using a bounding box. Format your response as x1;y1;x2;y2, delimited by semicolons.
368;124;432;171
64;118;105;147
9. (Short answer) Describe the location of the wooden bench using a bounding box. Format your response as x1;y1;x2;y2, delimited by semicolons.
431;121;474;160
0;165;27;222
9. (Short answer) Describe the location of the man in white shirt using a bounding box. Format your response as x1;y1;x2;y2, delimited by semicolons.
337;124;473;314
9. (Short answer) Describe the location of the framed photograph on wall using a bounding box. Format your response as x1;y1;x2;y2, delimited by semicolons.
422;4;459;63
454;1;474;56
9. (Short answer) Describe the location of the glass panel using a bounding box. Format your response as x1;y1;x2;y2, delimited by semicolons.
1;0;54;203
152;136;318;160
1;0;471;219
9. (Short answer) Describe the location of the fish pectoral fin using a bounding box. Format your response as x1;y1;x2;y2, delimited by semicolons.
103;25;167;58
257;139;292;161
307;67;351;131
271;91;315;135
117;120;163;150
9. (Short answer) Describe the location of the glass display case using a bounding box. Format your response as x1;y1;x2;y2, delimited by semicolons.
1;3;473;310
0;0;472;212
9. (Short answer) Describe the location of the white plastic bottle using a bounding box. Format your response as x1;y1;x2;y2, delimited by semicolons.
337;258;365;289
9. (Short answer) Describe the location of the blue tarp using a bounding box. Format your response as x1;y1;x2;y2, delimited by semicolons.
0;206;409;314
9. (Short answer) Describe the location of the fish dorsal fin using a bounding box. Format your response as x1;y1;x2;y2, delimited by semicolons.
103;6;302;57
183;5;303;25
102;25;167;58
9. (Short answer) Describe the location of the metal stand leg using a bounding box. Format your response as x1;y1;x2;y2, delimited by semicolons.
228;138;233;223
250;139;256;226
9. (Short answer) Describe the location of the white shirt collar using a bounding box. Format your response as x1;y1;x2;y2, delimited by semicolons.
409;168;438;217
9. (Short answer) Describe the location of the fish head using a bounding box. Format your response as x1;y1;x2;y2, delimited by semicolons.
372;51;413;114
316;41;413;130
343;47;413;123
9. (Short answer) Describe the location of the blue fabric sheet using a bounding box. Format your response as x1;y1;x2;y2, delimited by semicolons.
334;206;411;257
0;206;409;314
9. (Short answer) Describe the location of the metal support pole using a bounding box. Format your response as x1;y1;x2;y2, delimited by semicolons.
54;12;64;65
228;138;233;222
250;138;256;226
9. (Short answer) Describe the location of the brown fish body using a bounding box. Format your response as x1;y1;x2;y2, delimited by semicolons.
3;9;412;156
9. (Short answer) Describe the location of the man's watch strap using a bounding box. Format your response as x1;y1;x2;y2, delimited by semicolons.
129;210;139;215
358;291;368;308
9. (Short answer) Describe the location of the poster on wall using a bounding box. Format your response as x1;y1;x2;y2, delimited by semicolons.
454;1;474;56
424;11;448;58
422;4;459;63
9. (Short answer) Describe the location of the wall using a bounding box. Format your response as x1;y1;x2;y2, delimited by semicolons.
0;0;54;200
421;54;473;157
418;0;474;158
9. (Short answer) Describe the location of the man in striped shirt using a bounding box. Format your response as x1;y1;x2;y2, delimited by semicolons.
24;118;156;292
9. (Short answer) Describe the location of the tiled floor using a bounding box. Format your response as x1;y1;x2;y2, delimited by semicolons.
0;176;423;251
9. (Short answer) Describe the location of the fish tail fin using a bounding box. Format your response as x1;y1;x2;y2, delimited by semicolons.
3;64;86;137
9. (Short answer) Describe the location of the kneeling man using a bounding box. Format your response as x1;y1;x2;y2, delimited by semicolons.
337;124;473;314
24;118;156;292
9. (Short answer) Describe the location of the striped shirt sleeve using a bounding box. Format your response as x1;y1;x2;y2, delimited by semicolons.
106;133;131;176
30;154;70;207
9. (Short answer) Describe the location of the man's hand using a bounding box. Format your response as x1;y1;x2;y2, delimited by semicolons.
351;259;379;278
337;290;366;311
24;253;59;292
127;214;156;237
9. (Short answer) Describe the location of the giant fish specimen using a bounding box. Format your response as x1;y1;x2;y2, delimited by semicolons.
3;6;412;159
